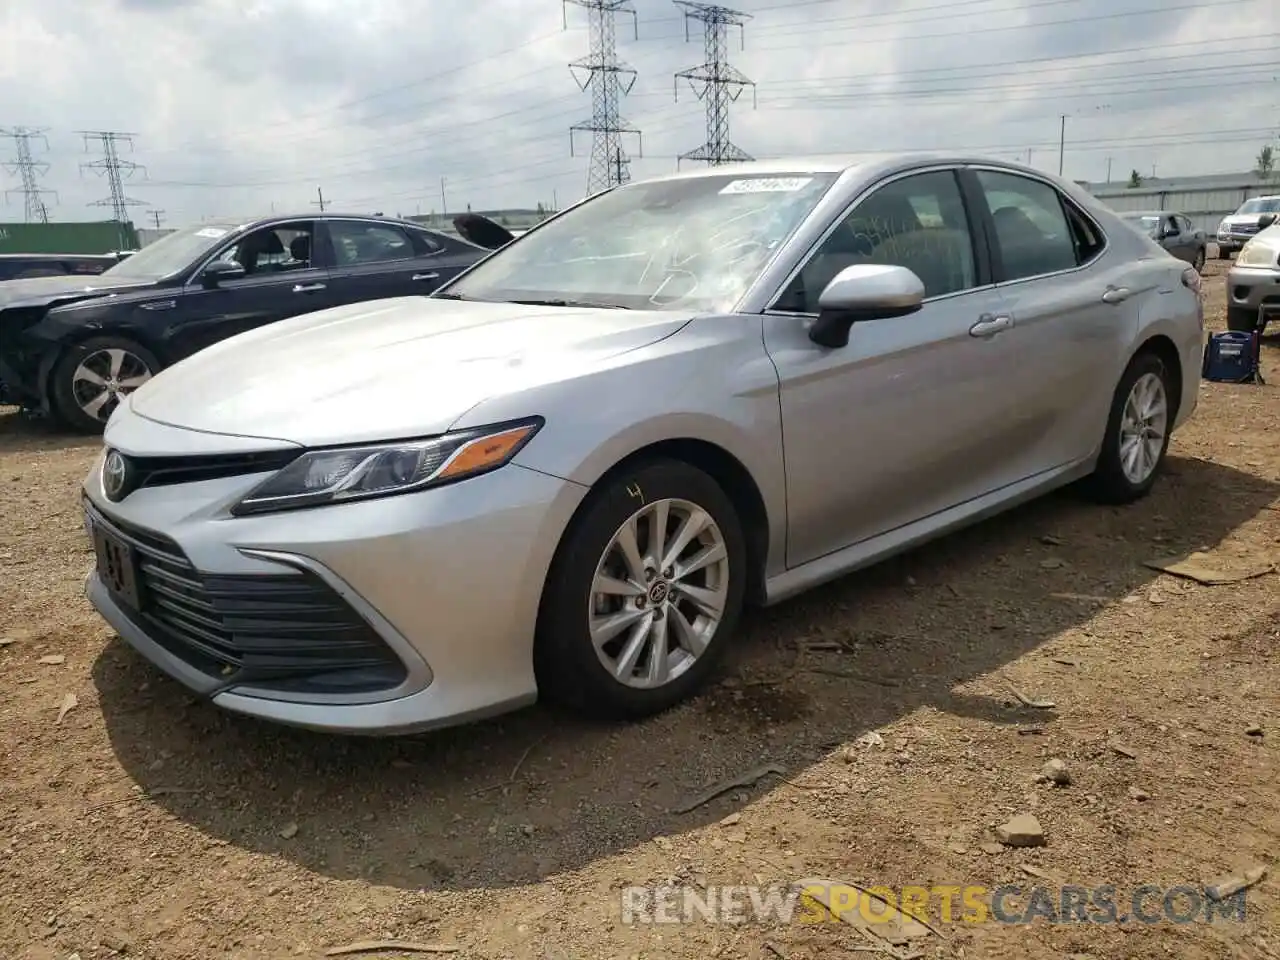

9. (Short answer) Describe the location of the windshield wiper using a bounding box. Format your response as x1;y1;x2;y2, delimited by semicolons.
509;298;630;309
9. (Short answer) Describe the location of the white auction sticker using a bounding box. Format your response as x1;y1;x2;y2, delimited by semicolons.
719;177;814;194
194;227;229;238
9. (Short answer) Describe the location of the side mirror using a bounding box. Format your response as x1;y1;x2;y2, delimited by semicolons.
201;260;245;288
1259;213;1278;230
808;264;925;348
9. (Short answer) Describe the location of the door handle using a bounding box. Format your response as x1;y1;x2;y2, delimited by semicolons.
412;273;440;281
969;314;1013;337
293;283;326;293
1101;286;1131;304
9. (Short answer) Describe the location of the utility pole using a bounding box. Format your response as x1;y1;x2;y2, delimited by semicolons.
614;147;626;185
149;209;165;229
1057;114;1067;176
1;126;57;223
1105;156;1113;183
673;1;756;167
79;131;146;249
313;186;326;212
1025;148;1033;166
440;177;447;216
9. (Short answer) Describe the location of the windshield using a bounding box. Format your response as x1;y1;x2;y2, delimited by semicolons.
442;172;841;311
1237;198;1280;215
103;222;241;279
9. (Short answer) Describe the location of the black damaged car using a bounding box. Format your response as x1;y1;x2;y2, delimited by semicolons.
0;212;514;432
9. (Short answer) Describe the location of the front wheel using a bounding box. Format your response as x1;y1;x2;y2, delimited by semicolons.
49;336;160;433
1192;247;1206;273
534;459;747;720
1082;351;1174;505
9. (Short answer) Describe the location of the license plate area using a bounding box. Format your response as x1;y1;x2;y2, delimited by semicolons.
91;517;144;611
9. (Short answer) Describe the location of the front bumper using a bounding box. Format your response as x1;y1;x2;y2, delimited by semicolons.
1226;265;1280;325
82;439;588;735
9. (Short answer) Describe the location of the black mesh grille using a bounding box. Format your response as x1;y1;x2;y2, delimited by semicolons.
121;449;301;491
86;502;407;694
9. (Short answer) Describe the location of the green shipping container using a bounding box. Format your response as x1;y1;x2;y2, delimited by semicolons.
0;220;139;255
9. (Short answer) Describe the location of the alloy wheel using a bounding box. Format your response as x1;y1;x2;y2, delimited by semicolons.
1118;371;1168;485
71;347;153;423
588;497;730;689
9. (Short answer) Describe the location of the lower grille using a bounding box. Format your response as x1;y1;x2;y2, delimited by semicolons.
86;503;408;694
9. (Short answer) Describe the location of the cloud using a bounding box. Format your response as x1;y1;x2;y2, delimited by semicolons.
0;0;1277;225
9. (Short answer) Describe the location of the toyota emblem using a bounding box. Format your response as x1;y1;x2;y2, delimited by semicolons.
102;449;131;501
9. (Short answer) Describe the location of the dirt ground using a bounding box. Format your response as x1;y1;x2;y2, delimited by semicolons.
2;258;1278;960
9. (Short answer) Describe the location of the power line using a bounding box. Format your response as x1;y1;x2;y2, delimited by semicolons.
78;131;147;239
672;2;757;167
565;0;643;194
0;126;56;223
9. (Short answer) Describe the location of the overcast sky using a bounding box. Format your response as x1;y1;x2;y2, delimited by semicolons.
2;0;1277;226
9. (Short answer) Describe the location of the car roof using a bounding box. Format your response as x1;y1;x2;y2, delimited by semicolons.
1124;210;1178;218
635;152;1078;184
229;213;434;230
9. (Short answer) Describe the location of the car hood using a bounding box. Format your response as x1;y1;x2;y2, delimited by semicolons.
0;273;153;311
128;295;696;446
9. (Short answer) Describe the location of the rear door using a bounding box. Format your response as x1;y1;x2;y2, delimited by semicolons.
967;166;1136;473
316;219;476;306
164;220;335;361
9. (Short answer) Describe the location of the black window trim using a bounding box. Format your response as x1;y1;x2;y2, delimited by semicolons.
764;163;995;317
964;164;1110;287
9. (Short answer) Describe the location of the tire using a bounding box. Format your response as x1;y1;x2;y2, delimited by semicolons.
1226;306;1259;333
534;458;748;720
1192;247;1205;273
1082;350;1175;505
1216;247;1230;260
49;336;161;433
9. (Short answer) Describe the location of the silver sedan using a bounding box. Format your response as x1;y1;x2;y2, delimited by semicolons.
81;154;1204;735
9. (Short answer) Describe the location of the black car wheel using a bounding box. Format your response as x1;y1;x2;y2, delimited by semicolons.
1193;247;1206;273
49;336;160;433
534;458;747;720
1082;350;1174;505
1216;246;1230;260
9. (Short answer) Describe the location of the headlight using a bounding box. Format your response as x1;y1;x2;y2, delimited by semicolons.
1236;241;1280;268
230;417;543;516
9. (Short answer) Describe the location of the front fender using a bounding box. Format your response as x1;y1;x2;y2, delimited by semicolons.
455;319;789;578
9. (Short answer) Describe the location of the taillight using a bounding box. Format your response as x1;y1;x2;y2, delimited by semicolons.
1181;266;1201;294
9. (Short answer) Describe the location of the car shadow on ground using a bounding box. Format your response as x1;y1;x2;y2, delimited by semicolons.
93;454;1280;893
0;407;99;456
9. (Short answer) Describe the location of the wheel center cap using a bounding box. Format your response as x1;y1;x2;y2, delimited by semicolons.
647;581;670;604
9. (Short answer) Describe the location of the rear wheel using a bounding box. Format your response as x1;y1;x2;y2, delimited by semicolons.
1082;351;1173;505
1216;246;1231;260
1192;247;1206;273
534;459;747;720
49;336;160;433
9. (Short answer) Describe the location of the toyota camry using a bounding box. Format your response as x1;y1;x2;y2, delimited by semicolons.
81;155;1203;735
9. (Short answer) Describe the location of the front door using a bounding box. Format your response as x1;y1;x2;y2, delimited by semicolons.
165;220;334;361
764;167;1026;567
